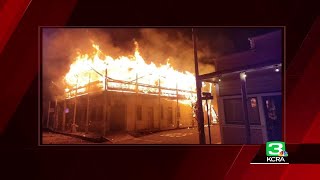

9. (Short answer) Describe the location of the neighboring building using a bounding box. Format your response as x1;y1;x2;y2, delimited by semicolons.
213;30;283;144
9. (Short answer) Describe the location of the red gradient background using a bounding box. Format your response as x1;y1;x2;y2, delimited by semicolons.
1;0;320;179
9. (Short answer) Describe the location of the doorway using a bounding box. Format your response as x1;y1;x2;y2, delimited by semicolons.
262;95;282;141
147;107;154;129
110;104;126;131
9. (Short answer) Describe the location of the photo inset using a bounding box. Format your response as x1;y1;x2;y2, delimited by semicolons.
41;27;283;145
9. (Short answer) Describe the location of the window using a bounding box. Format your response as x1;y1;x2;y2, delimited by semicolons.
224;98;244;124
223;97;260;125
262;95;282;141
177;106;180;118
250;98;257;108
137;105;142;121
147;107;154;129
168;107;173;124
248;97;260;125
161;105;164;119
248;38;255;49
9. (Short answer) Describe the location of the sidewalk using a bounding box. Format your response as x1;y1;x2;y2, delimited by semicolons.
42;124;221;144
44;129;110;143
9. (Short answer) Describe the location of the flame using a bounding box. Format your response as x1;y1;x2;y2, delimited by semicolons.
64;41;198;105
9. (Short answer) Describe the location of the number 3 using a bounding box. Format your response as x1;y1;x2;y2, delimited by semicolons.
268;143;283;155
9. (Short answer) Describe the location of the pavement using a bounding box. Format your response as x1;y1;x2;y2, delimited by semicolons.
42;125;221;145
42;131;101;144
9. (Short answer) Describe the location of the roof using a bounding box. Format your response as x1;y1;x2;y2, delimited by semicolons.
199;30;283;81
214;30;282;72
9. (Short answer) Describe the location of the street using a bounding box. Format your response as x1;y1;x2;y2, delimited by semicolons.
42;125;221;144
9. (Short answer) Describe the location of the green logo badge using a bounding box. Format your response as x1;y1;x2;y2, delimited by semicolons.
266;141;288;157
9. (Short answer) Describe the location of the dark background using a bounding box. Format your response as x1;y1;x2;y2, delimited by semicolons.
1;0;320;179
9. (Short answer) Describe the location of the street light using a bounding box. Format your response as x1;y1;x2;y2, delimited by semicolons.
241;72;247;78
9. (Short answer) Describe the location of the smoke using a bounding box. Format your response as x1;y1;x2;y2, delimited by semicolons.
43;28;127;83
42;28;217;97
136;28;215;74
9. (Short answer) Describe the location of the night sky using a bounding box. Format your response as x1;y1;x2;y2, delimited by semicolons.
196;27;281;55
43;27;280;57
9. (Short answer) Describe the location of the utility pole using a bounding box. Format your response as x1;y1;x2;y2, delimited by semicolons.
192;28;206;144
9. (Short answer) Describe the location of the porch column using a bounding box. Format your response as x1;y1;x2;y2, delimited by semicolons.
62;100;66;131
135;73;138;131
102;68;108;136
176;82;180;129
72;76;78;133
47;101;51;128
158;78;161;130
240;72;251;144
85;73;91;134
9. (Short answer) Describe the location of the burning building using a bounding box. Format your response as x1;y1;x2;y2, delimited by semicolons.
45;40;217;136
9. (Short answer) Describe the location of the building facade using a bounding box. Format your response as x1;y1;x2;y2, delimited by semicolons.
47;90;195;135
214;30;283;144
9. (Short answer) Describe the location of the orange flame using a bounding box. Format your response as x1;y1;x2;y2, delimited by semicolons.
64;41;200;105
